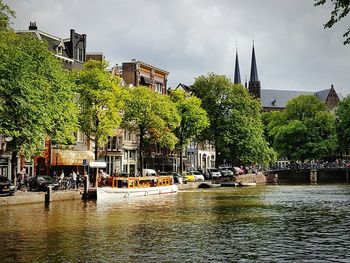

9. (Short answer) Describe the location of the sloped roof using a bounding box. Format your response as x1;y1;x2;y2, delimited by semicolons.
261;89;314;108
175;83;191;93
315;89;330;102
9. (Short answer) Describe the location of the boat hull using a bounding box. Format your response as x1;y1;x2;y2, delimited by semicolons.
97;185;178;201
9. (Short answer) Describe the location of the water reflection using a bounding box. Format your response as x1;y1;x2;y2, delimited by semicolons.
0;185;349;262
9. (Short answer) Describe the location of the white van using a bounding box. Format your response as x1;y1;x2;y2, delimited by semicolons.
142;169;157;176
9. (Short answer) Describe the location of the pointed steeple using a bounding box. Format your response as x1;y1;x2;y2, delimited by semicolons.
234;49;241;84
248;43;261;99
250;44;259;82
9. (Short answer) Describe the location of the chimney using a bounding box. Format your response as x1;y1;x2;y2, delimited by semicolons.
28;21;37;30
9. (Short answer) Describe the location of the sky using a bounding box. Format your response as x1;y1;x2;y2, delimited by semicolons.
6;0;350;95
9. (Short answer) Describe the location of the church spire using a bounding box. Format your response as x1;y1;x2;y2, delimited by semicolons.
234;48;241;84
250;43;259;82
248;42;261;99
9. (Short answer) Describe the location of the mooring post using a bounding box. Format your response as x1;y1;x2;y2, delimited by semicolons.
310;169;317;184
83;172;89;200
45;185;52;204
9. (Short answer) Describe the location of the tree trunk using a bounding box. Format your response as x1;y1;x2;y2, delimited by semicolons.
215;141;220;168
179;148;183;173
94;141;99;161
94;140;98;187
139;129;144;176
11;150;17;189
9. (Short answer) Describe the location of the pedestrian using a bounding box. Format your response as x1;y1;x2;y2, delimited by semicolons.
59;170;65;188
72;171;77;189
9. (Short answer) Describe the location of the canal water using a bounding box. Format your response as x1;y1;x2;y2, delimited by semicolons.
0;185;349;262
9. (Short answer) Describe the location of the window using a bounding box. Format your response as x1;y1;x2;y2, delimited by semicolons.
112;136;117;150
74;48;84;62
79;48;84;62
57;45;63;55
129;150;136;160
77;131;84;142
156;82;163;93
74;48;78;60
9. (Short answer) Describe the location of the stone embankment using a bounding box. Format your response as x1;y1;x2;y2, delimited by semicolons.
0;190;82;206
233;172;266;184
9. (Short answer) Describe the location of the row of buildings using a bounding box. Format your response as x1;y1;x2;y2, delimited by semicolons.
0;23;216;179
0;22;342;180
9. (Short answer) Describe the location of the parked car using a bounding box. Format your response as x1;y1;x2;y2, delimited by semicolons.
182;172;196;182
142;169;157;176
219;167;234;177
170;172;183;184
188;170;205;181
0;176;15;196
28;175;59;191
207;168;221;179
233;167;244;175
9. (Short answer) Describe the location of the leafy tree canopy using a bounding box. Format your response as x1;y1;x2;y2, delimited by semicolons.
0;0;15;31
191;73;275;166
315;0;350;44
0;31;78;158
122;86;180;171
169;89;209;149
75;59;124;158
335;95;350;153
267;95;337;161
169;89;209;172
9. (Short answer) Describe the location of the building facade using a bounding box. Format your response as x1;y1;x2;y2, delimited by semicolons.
122;60;168;94
11;22;93;178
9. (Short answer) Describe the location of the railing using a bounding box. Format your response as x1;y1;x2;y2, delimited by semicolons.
268;162;350;171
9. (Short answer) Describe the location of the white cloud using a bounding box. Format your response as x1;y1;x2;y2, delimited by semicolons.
6;0;350;94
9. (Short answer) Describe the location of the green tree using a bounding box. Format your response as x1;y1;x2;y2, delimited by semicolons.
335;95;350;155
75;59;124;160
0;0;15;31
169;90;209;173
267;95;337;161
122;87;180;174
314;0;350;44
0;32;78;178
191;73;275;166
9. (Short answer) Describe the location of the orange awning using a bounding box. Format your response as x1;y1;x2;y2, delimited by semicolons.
52;149;95;166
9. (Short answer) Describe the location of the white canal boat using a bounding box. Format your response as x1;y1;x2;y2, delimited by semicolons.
97;175;178;201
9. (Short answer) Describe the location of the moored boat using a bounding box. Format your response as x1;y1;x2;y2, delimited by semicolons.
239;182;257;187
97;176;178;201
221;182;240;187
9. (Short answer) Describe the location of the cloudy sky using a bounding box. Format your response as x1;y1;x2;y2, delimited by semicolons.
6;0;350;95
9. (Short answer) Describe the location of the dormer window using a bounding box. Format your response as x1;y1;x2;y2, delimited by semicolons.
57;46;63;55
56;42;64;55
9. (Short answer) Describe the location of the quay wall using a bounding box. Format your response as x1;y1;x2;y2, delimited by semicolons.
264;168;350;184
0;190;82;206
234;172;266;184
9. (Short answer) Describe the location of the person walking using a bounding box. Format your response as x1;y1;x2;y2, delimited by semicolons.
59;170;65;188
72;171;77;190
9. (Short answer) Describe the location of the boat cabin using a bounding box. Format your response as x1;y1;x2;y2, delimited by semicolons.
105;176;173;189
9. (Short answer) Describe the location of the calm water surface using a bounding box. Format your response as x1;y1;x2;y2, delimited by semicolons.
0;185;349;262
